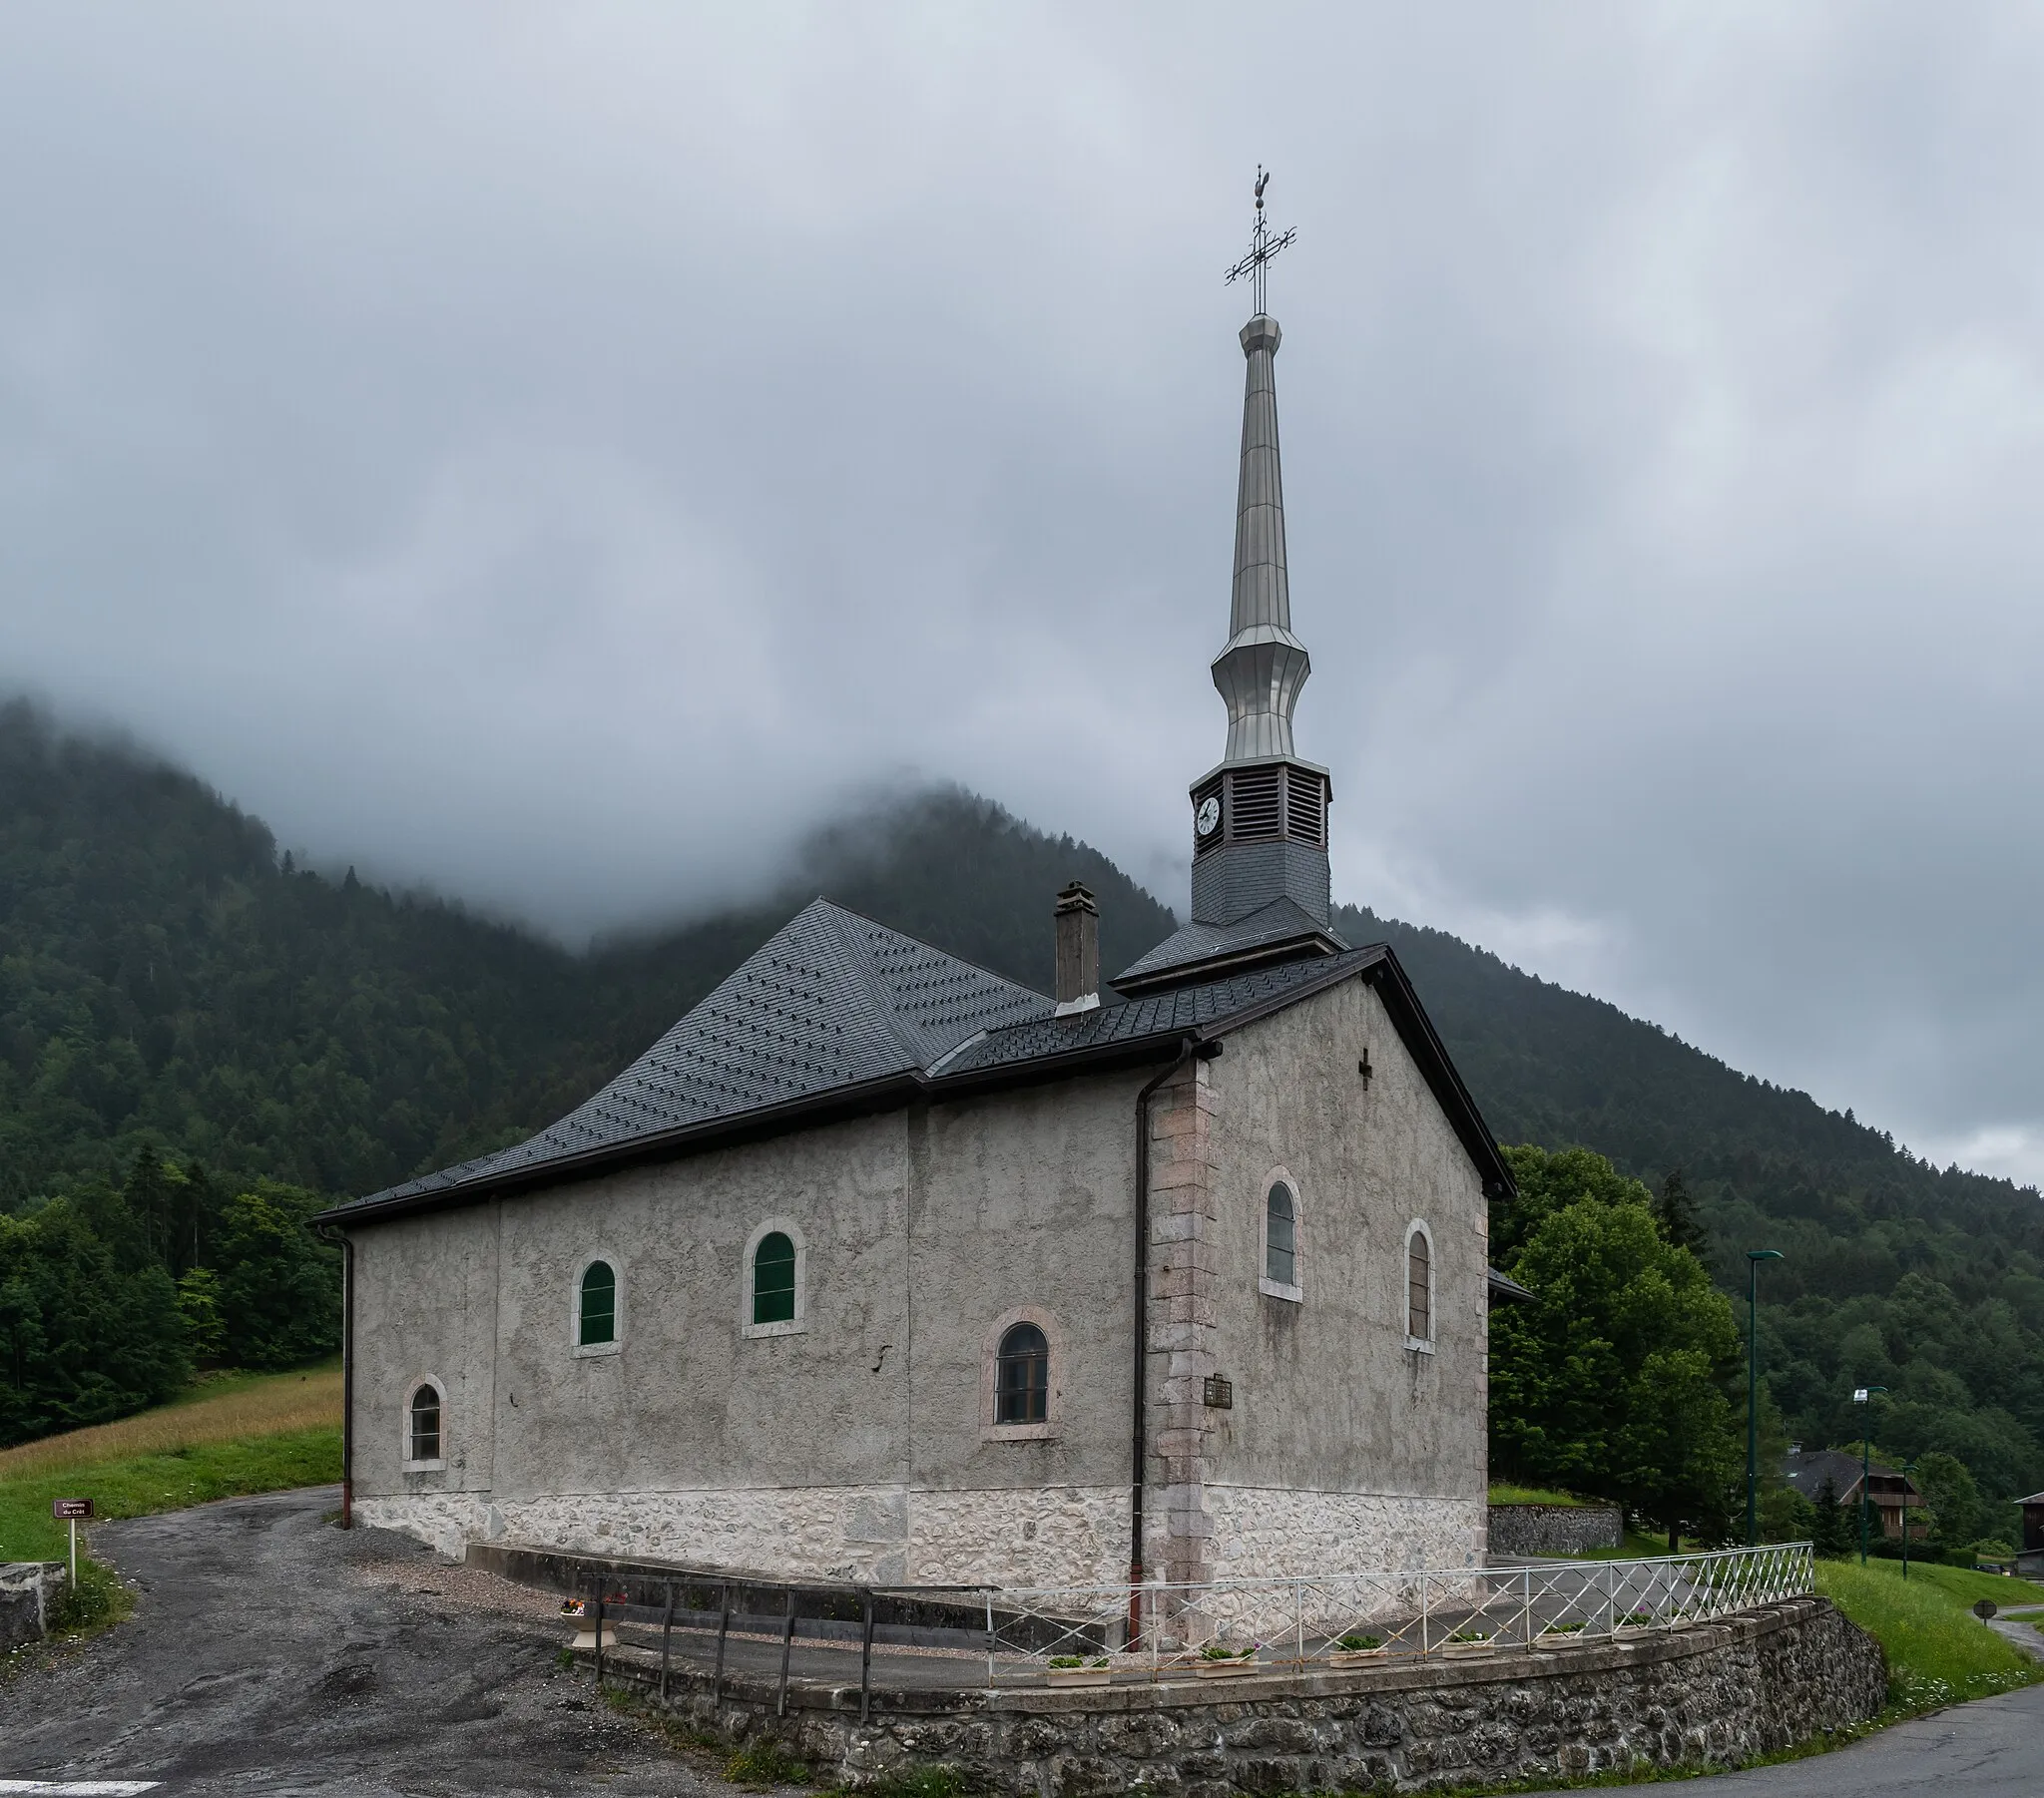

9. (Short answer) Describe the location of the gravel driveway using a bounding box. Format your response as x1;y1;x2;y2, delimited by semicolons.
1;1486;724;1796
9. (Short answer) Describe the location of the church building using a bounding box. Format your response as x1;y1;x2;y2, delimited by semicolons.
322;225;1516;1592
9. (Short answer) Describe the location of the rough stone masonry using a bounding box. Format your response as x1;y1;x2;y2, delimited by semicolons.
596;1595;1884;1795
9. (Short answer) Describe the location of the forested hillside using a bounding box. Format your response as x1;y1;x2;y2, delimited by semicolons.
6;699;2042;1516
0;699;1171;1204
1337;903;2044;1509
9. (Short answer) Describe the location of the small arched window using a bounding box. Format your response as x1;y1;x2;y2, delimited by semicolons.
407;1383;442;1463
995;1322;1049;1425
579;1260;617;1347
1266;1183;1297;1286
753;1232;796;1325
1407;1227;1433;1344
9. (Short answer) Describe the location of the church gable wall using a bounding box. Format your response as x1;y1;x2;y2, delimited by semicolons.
1194;974;1488;1575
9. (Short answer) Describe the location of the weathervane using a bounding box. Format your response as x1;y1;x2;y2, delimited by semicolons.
1224;165;1296;316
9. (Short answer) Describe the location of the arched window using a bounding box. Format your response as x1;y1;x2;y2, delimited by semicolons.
1406;1226;1433;1345
995;1322;1049;1425
1266;1183;1297;1286
408;1383;442;1463
753;1231;796;1326
579;1260;617;1347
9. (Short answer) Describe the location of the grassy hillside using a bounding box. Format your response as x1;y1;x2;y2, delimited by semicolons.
0;1363;341;1560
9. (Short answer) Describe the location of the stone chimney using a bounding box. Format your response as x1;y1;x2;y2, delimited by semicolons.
1054;882;1100;1016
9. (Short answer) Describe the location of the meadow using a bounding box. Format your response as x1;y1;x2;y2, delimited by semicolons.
0;1363;340;1563
1814;1557;2044;1712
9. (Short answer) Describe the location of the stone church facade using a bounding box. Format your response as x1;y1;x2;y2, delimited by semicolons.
322;282;1518;1592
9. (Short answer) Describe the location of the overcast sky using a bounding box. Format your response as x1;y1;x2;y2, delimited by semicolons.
3;5;2042;1185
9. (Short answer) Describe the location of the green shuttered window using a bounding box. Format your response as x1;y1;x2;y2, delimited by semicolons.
753;1231;797;1325
579;1260;617;1346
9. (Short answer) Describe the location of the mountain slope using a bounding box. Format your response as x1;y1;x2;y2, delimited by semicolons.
0;700;1173;1203
5;699;2041;1504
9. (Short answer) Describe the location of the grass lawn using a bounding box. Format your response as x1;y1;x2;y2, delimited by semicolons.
1488;1484;1587;1507
0;1363;341;1562
1815;1557;2044;1713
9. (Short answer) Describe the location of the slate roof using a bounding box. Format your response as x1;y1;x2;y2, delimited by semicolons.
342;899;1051;1211
1783;1449;1918;1500
323;897;1515;1225
1113;895;1345;994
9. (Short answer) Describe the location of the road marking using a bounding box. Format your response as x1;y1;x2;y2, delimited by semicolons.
0;1784;161;1794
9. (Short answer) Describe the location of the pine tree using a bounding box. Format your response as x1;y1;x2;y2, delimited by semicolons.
1655;1167;1709;1258
1810;1476;1852;1559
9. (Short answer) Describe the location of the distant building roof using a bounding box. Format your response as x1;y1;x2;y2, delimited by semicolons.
318;895;1515;1226
1783;1448;1920;1501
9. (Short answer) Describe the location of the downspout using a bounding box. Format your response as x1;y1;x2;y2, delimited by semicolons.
316;1223;354;1528
1130;1036;1199;1603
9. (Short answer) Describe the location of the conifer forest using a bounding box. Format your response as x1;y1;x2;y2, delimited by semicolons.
4;699;2040;1553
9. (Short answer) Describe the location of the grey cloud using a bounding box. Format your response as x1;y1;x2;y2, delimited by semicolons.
2;4;2042;1178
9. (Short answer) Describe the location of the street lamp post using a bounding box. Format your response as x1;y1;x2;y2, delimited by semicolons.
1900;1456;1916;1580
1853;1385;1889;1565
1747;1249;1784;1547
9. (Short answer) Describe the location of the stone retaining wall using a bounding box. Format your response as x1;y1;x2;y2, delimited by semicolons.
592;1595;1883;1794
1486;1504;1623;1558
0;1562;59;1653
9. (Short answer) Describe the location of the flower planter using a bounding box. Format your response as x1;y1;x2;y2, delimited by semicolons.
1326;1648;1389;1668
1193;1656;1263;1678
1436;1637;1495;1655
1045;1666;1113;1686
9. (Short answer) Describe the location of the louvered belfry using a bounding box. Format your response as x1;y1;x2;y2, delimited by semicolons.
1113;306;1345;996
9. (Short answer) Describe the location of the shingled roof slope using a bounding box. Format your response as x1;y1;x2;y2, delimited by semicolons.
346;898;1051;1209
1112;895;1346;994
326;902;1515;1223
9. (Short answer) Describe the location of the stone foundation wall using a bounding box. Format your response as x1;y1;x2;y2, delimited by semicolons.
363;1482;1477;1596
1486;1504;1623;1558
358;1483;1132;1587
594;1595;1884;1795
1206;1489;1484;1582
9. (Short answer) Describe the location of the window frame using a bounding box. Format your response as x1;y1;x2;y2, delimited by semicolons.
1259;1166;1303;1303
741;1216;807;1339
571;1252;625;1358
980;1306;1063;1442
1404;1219;1435;1352
400;1375;447;1472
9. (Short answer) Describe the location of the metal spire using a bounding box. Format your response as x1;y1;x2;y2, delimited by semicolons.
1224;165;1296;316
1213;167;1308;763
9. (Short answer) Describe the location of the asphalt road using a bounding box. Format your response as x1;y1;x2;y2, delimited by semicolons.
1517;1682;2044;1798
10;1486;2044;1796
1;1487;720;1796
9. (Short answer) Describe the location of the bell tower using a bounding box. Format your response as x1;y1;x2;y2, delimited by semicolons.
1115;171;1346;997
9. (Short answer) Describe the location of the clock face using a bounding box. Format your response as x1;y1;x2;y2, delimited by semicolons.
1195;796;1222;838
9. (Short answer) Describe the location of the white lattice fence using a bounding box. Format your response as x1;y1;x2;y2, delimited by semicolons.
973;1542;1813;1685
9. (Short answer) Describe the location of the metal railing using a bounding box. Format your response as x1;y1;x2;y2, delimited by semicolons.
971;1542;1814;1685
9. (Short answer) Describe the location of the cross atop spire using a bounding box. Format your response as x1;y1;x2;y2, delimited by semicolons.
1224;165;1297;317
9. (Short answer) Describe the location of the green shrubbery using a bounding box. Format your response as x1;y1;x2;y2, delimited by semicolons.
0;1150;338;1446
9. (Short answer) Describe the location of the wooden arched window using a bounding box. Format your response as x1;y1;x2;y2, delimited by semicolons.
408;1384;442;1462
995;1322;1049;1425
1266;1182;1297;1287
579;1260;617;1346
753;1231;796;1326
1406;1227;1432;1343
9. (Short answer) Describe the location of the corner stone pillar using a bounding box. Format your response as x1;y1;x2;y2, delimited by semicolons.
1146;1058;1220;1590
